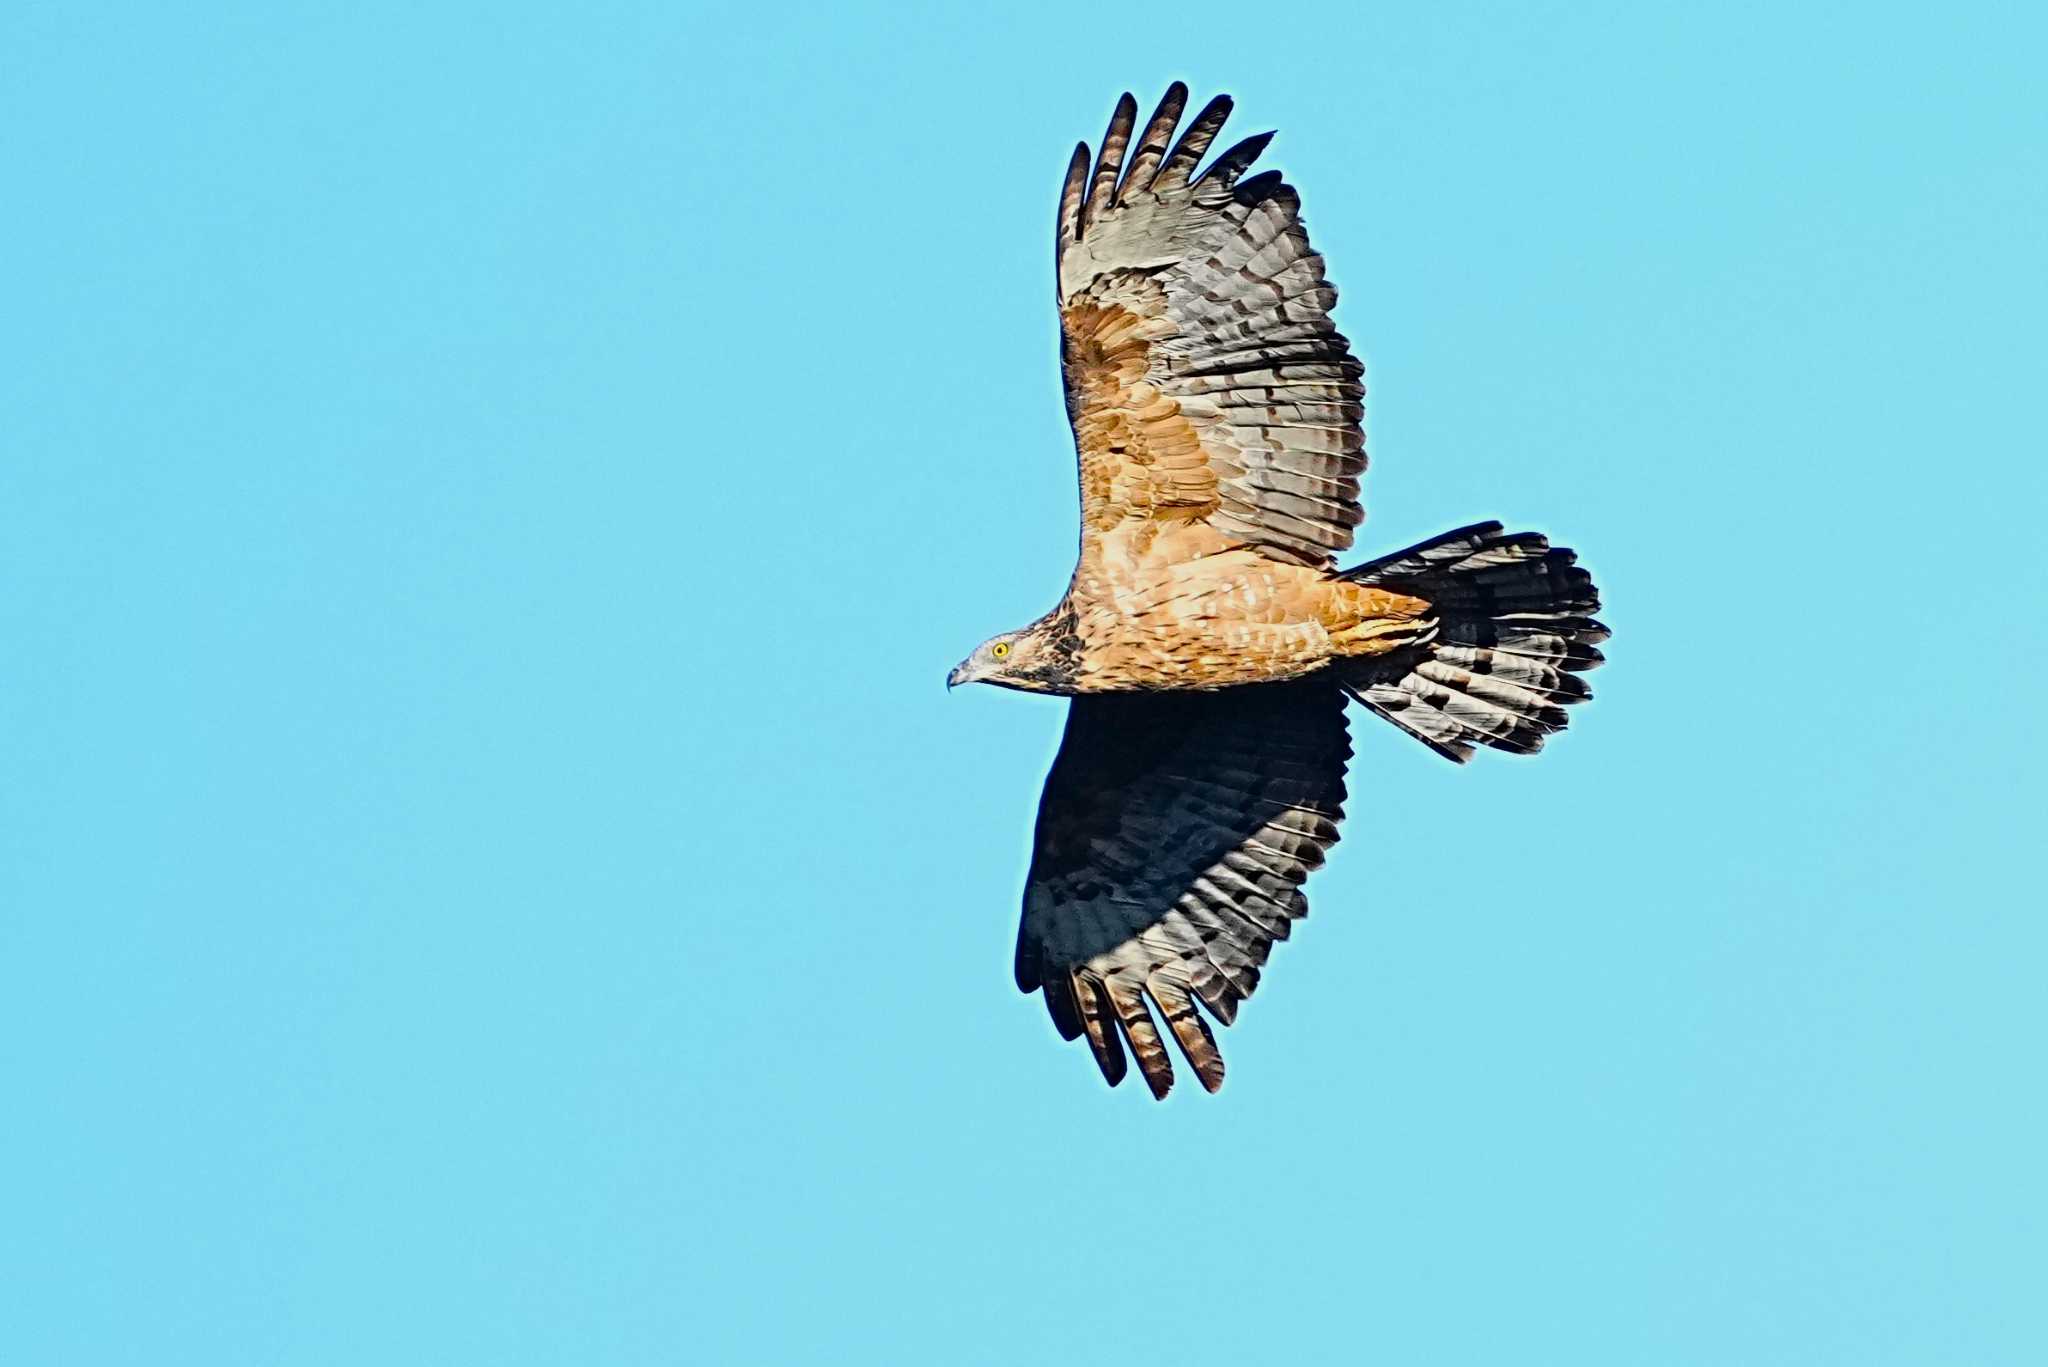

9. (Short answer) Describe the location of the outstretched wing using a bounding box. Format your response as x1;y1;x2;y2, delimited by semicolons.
1015;678;1352;1097
1056;85;1366;568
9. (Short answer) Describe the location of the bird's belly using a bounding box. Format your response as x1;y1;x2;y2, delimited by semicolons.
1077;628;1334;690
1070;559;1339;691
1063;541;1434;692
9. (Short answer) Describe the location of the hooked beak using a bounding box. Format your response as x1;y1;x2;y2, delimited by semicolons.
946;660;973;691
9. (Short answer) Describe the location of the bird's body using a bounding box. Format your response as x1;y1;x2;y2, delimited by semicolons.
951;86;1609;1098
1027;531;1434;694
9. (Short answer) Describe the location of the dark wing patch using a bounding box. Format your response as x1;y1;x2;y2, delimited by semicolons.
1015;678;1352;1098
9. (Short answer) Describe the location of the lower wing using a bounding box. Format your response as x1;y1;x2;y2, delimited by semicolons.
1015;678;1352;1097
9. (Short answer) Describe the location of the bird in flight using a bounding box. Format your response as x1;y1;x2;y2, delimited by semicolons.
949;85;1608;1098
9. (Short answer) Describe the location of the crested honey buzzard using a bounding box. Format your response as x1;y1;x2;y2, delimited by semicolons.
949;86;1608;1098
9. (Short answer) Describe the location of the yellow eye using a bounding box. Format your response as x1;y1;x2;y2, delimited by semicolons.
990;641;1010;659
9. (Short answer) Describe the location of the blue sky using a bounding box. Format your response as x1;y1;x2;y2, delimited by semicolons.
4;2;2044;1363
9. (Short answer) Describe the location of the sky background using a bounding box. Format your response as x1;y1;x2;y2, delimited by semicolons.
5;2;2045;1363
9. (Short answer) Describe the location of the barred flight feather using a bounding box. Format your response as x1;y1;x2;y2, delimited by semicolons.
1056;87;1365;567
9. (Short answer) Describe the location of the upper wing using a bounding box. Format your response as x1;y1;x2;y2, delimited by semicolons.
1015;678;1351;1097
1056;85;1366;568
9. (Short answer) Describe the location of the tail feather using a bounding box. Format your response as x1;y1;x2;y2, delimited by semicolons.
1340;522;1606;762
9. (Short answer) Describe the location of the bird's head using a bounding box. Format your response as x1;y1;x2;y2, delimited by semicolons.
947;620;1072;694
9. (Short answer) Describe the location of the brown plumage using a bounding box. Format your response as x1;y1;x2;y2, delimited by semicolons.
949;86;1610;1098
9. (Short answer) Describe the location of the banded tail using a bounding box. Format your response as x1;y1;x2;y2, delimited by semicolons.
1338;522;1608;762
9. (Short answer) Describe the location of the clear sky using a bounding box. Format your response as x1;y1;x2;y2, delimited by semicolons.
5;3;2044;1363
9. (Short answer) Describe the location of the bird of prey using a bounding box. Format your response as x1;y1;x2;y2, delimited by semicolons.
948;85;1608;1098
